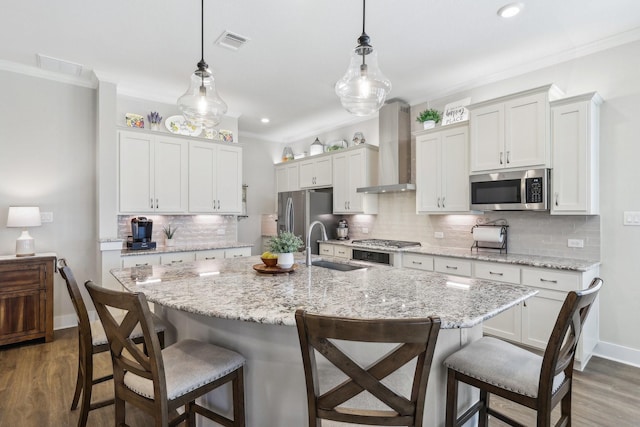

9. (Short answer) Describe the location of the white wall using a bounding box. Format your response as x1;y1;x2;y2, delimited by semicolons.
0;70;97;328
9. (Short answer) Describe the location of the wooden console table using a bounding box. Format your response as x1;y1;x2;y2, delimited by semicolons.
0;253;56;346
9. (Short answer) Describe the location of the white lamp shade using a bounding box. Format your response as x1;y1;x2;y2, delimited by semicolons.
7;206;42;228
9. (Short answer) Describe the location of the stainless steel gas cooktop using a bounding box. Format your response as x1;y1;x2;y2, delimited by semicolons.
351;239;422;249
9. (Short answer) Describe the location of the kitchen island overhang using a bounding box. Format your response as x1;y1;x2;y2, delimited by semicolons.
111;256;537;427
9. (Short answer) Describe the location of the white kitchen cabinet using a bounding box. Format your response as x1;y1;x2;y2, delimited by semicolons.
551;92;602;215
189;141;243;214
275;162;300;193
319;243;334;256
319;243;351;259
121;254;161;268
119;131;188;214
333;146;379;214
469;85;562;172
299;156;332;188
415;123;469;213
195;249;225;261
402;253;434;272
161;252;195;265
434;257;472;277
225;247;251;258
476;262;523;341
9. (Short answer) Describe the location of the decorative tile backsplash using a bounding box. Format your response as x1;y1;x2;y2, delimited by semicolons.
117;215;237;245
344;192;600;260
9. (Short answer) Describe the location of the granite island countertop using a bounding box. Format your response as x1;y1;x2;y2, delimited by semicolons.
111;255;537;329
323;240;600;272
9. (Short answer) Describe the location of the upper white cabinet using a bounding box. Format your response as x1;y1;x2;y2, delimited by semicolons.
415;123;469;213
189;141;243;214
275;162;300;193
119;131;188;214
333;145;379;214
469;85;562;172
551;92;602;215
299;156;332;188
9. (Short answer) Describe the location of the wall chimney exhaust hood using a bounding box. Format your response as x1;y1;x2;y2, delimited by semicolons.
357;100;414;194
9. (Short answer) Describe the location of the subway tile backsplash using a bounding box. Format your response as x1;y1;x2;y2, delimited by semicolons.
344;192;600;260
118;215;237;245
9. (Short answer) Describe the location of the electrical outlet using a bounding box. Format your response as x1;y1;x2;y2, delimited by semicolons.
362;227;369;234
623;211;640;225
567;239;584;248
216;228;225;235
434;231;444;239
40;212;53;223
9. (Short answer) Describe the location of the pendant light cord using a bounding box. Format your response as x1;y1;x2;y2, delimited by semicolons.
200;0;204;63
362;0;366;35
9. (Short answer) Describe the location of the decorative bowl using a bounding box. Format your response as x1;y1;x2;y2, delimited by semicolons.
261;257;278;267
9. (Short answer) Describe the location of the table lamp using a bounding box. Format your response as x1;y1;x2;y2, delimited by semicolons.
6;206;42;256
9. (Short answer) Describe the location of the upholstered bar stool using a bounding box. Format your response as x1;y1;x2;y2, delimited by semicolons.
295;309;441;426
57;259;167;427
85;280;246;427
444;277;602;427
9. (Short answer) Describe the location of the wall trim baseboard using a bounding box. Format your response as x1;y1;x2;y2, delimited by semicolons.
54;310;98;332
593;340;640;368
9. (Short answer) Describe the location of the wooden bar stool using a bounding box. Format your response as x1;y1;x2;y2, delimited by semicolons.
444;277;602;427
295;309;441;426
85;280;246;427
57;259;167;427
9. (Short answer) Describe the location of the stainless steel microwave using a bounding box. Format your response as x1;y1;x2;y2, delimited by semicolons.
470;168;549;211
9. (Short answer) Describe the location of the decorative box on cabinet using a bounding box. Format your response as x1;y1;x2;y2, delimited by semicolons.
333;145;378;214
469;85;563;172
550;92;602;215
275;162;300;193
299;156;332;188
0;254;56;346
119;131;188;213
415;123;469;213
189;141;243;214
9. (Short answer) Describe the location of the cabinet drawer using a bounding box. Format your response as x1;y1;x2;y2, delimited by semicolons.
521;267;580;292
225;247;251;258
0;264;44;291
334;246;351;259
161;252;195;265
319;244;334;256
475;262;521;284
122;254;161;268
434;257;472;277
402;254;434;271
195;249;225;261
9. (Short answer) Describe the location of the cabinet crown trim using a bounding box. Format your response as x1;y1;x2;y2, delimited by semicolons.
467;84;564;111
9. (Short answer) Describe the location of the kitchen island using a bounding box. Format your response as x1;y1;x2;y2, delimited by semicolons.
111;255;537;427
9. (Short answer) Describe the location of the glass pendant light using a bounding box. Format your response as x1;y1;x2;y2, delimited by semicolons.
177;0;227;128
335;0;391;116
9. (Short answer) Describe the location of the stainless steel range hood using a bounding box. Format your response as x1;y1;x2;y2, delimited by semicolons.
357;100;415;194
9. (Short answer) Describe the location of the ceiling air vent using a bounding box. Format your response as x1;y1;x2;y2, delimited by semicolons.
215;31;250;51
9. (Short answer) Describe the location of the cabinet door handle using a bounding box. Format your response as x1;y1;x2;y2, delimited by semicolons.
156;198;159;209
489;271;504;276
437;197;441;207
539;278;558;284
205;256;216;260
171;260;183;264
523;301;527;308
150;198;154;209
217;200;221;210
500;152;504;165
442;197;445;208
555;192;559;206
233;254;243;257
412;261;423;265
506;151;510;164
446;265;458;270
347;201;350;210
135;263;149;267
345;201;347;210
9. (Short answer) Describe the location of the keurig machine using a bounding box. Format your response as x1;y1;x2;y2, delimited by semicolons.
126;217;157;250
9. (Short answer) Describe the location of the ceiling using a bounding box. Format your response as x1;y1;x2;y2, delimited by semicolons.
2;1;640;143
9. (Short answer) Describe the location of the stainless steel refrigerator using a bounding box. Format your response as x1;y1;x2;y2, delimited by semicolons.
277;189;337;255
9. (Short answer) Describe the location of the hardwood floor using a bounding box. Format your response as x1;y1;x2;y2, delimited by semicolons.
1;327;639;426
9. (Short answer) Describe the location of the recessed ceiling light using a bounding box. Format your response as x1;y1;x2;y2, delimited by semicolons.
497;2;524;18
261;118;270;124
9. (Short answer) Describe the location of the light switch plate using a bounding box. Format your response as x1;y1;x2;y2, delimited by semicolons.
362;228;369;234
434;231;444;239
567;239;584;248
623;211;640;225
40;211;53;223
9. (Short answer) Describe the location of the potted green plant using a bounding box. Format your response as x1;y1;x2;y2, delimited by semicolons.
269;231;303;268
416;108;442;129
163;225;178;247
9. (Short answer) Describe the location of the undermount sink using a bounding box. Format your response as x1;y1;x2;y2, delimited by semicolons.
311;260;367;271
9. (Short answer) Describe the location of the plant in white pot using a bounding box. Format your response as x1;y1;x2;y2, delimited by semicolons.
163;225;178;247
269;231;303;269
416;108;442;129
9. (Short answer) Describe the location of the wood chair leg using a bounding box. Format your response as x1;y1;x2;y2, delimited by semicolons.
233;368;246;427
479;389;490;427
560;388;572;426
446;369;459;427
115;396;126;427
70;360;83;410
77;360;93;427
187;401;196;426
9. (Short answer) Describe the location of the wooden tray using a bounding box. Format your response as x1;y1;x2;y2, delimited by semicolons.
253;264;297;274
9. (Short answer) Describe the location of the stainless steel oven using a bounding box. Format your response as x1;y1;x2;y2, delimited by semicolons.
470;168;549;211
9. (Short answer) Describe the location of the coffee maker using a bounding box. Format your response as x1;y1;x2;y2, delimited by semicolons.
126;217;157;250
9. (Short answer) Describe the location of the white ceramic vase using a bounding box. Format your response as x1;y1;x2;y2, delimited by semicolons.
165;238;175;247
423;120;436;130
277;252;294;269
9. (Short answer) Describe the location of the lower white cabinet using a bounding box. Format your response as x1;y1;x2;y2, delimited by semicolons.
195;249;225;261
121;254;161;268
319;243;351;259
319;244;334;256
402;253;434;271
225;247;251;258
160;252;195;265
434;257;472;277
